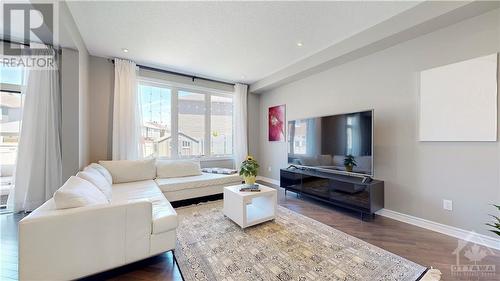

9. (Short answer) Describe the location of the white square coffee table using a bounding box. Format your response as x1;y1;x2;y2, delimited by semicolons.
223;184;277;228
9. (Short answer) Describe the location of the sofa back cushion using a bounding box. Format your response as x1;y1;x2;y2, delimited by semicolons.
333;155;344;166
88;163;113;185
156;159;202;178
355;156;372;172
99;159;156;184
53;176;108;209
77;167;112;201
299;156;319;166
317;154;333;166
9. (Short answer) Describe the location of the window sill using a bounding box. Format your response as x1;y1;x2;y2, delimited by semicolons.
200;156;234;162
156;156;234;162
0;185;11;196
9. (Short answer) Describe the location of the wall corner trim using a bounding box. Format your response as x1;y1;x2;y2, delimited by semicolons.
376;208;500;250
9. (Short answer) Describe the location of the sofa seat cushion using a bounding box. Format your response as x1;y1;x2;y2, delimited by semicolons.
111;180;163;203
111;180;177;234
155;172;242;193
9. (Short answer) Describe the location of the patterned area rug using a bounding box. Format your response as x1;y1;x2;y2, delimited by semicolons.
175;201;427;281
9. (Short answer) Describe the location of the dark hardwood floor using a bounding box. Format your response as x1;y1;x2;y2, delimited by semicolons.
1;181;499;281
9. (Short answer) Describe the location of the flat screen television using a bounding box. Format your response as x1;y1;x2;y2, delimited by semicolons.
287;110;373;176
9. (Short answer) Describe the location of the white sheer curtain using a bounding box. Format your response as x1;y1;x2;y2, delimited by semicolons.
233;83;248;169
7;48;62;212
112;58;142;160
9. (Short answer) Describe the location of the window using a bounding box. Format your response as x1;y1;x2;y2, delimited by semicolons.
346;116;353;155
210;95;233;156
138;81;233;159
138;84;172;158
178;91;205;157
0;66;23;85
288;120;307;155
0;64;24;206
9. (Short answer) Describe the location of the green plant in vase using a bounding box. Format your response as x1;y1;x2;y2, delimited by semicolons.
239;156;259;185
486;204;500;237
344;154;357;172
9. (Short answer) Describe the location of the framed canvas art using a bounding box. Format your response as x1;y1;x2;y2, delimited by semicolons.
419;53;498;141
268;104;285;141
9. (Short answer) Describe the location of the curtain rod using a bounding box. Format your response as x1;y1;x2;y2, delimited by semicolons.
1;38;30;47
1;38;62;55
0;89;22;94
108;58;235;87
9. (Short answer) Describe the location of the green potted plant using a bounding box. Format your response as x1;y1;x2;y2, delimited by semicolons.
239;156;259;185
486;204;500;237
344;154;357;172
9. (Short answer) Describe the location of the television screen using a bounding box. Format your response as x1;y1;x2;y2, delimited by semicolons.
287;110;373;175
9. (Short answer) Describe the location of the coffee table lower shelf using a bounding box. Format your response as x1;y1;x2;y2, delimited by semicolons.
223;184;277;228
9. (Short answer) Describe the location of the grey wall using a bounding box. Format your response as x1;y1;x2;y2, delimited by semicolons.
252;9;500;237
139;68;234;93
89;56;114;163
59;2;91;180
248;92;261;158
60;49;80;181
78;48;90;169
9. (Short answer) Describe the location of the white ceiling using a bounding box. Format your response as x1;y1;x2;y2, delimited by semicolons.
67;1;420;84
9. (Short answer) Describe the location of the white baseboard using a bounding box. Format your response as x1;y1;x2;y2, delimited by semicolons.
256;176;280;186
376;208;500;250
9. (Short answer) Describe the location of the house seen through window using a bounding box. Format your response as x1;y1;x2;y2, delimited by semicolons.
138;82;233;159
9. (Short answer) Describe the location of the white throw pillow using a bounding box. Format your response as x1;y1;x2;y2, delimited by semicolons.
156;159;202;178
53;176;108;209
88;163;113;185
77;168;112;201
99;159;156;184
201;167;237;174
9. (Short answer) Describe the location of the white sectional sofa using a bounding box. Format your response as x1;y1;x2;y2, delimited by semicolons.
18;159;241;281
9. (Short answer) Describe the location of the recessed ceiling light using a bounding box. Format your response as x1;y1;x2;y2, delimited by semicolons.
296;42;303;47
241;75;246;79
122;48;129;53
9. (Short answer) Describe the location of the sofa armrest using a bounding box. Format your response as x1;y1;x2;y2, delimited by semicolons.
19;200;153;281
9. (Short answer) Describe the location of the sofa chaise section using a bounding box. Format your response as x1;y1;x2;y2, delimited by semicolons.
110;180;178;248
156;172;242;202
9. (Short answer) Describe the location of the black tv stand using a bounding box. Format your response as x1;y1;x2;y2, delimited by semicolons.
280;167;384;220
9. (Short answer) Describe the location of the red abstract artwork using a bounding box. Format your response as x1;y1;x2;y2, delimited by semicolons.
268;105;285;141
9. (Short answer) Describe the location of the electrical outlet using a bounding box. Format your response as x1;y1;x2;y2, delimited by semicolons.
268;166;272;172
443;199;453;211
